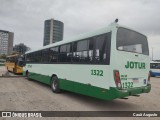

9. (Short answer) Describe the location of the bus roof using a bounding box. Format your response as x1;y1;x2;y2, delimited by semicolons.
150;61;160;63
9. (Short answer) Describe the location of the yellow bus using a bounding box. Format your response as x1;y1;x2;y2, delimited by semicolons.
5;54;24;74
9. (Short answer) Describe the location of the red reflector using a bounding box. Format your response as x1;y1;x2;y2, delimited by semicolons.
114;71;120;82
115;77;120;82
114;70;122;89
115;72;119;77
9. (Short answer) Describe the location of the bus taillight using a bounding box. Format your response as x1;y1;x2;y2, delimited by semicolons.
114;70;122;89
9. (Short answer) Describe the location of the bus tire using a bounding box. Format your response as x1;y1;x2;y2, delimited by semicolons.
26;71;31;80
51;76;61;93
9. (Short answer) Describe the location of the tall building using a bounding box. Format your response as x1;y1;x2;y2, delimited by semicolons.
13;43;31;54
0;30;14;55
43;18;64;46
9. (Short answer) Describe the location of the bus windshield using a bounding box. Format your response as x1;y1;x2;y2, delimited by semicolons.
117;27;149;55
17;58;24;66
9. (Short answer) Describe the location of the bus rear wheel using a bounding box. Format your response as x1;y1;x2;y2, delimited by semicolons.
51;76;61;93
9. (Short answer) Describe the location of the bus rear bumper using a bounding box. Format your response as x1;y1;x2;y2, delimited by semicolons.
109;84;151;100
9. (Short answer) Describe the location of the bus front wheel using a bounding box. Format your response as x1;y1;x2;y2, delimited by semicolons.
26;71;29;79
51;76;61;93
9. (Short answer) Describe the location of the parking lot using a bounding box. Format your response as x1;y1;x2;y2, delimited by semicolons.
0;66;160;119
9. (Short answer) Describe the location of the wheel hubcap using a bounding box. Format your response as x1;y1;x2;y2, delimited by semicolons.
52;79;57;90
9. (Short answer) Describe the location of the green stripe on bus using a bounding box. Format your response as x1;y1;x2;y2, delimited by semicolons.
28;72;51;85
26;72;151;100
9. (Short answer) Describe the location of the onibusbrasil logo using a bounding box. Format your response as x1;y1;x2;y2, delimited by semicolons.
2;112;42;118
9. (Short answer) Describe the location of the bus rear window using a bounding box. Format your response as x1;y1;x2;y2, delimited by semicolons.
117;27;149;55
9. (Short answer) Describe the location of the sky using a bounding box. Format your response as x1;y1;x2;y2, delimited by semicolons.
0;0;160;59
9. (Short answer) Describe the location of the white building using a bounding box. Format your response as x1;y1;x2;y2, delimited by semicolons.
0;30;14;55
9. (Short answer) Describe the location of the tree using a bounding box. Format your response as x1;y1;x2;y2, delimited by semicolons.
0;54;6;59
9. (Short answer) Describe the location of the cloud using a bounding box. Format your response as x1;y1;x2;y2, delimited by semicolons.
0;0;160;58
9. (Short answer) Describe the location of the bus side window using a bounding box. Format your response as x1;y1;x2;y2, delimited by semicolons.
32;51;42;63
94;34;107;63
49;47;59;63
59;44;67;62
59;43;72;62
42;49;49;63
73;42;79;62
75;39;89;63
72;38;94;63
89;39;94;62
66;43;72;62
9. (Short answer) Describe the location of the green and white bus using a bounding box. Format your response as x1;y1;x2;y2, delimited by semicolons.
24;22;151;100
